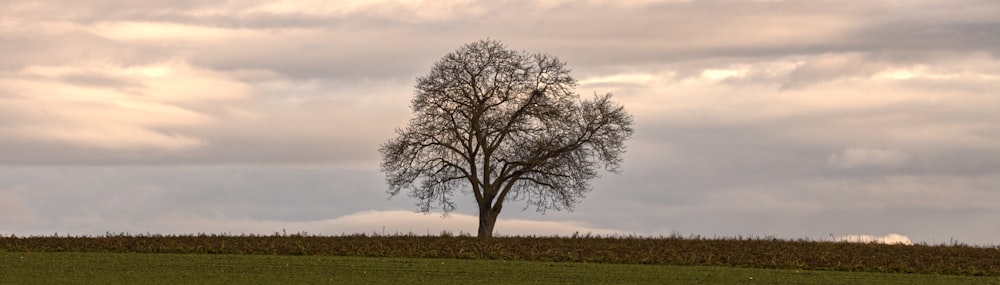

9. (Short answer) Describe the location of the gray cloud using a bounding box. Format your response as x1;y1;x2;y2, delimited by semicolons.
1;0;999;245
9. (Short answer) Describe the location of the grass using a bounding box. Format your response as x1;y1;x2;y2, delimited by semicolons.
3;252;998;285
3;234;998;276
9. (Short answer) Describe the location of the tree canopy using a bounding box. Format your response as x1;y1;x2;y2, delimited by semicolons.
380;39;633;238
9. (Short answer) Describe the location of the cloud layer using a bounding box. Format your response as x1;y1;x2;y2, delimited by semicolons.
835;233;913;245
1;0;999;245
157;210;624;237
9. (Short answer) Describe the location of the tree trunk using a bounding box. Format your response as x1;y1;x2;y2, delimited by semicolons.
477;202;498;238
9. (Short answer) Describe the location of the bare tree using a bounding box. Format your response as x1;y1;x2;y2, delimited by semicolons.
380;39;633;238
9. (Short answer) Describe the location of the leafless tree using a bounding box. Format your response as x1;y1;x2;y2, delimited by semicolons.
380;39;633;238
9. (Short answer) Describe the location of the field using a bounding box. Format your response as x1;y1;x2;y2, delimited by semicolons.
4;252;998;284
2;234;999;284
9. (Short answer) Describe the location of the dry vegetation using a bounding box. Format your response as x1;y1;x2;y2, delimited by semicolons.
2;233;997;276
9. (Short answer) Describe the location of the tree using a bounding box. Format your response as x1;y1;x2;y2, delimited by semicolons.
380;39;633;238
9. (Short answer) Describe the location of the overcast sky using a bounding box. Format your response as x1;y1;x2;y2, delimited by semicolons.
2;0;998;245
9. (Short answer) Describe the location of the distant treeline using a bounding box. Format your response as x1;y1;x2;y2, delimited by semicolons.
1;233;998;276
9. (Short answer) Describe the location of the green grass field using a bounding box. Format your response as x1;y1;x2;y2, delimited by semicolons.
4;234;998;276
3;252;998;284
3;235;999;284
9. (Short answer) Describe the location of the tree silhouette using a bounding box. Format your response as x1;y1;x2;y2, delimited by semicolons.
380;39;633;238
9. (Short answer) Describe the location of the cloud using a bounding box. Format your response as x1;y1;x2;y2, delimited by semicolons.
334;210;627;236
0;60;252;152
0;188;36;224
1;0;1000;246
248;0;486;21
88;21;248;42
806;174;1000;211
835;233;913;245
47;210;627;237
781;53;882;88
827;148;911;169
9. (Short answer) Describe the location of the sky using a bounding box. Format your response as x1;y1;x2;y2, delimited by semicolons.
1;0;998;245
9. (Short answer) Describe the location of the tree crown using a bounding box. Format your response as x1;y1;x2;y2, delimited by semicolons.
380;39;633;216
